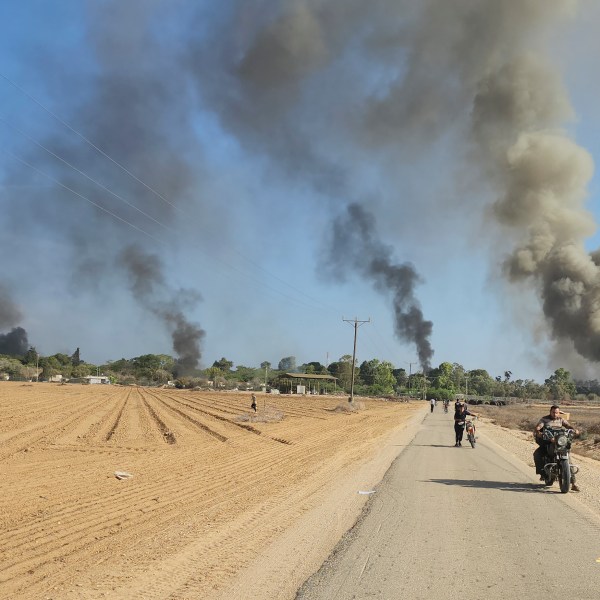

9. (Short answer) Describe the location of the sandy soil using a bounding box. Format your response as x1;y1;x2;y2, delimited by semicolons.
0;383;424;599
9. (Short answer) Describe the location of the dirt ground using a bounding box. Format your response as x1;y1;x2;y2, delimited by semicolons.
0;383;423;599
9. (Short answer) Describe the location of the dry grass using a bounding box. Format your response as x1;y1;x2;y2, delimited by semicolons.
476;403;600;460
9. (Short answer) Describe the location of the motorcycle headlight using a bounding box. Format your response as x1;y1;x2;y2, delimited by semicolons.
557;435;568;447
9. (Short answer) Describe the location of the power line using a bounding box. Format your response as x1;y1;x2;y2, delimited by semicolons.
0;71;344;318
3;149;165;245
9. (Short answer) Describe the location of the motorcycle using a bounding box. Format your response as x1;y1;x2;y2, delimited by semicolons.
455;417;477;448
541;427;579;494
465;419;476;448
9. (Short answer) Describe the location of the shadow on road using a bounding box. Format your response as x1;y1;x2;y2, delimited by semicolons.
410;444;457;448
424;478;545;493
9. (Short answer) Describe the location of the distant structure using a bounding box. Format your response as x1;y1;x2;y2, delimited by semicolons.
68;375;110;385
274;373;337;395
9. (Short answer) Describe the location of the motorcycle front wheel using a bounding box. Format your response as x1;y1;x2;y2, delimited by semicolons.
468;432;475;448
559;458;571;493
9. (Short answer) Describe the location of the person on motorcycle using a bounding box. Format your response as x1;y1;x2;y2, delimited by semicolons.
443;398;450;412
533;405;580;491
454;403;478;446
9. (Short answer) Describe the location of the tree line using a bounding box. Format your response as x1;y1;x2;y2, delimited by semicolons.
0;347;594;402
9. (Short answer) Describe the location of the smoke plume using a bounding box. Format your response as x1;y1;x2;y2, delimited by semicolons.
192;0;598;368
2;0;598;374
0;328;29;357
327;204;433;371
119;244;205;374
0;285;29;357
468;18;600;363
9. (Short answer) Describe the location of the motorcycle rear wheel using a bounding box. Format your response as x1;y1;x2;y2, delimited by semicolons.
559;458;571;494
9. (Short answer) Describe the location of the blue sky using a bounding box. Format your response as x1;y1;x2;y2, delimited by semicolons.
2;1;600;382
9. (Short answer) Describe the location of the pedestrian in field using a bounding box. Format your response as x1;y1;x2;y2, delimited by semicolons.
430;397;436;413
251;393;257;413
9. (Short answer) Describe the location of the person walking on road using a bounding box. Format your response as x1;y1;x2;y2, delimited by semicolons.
430;397;436;413
251;393;257;413
454;403;477;446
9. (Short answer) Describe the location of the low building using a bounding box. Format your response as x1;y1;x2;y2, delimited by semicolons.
273;372;337;395
69;375;110;385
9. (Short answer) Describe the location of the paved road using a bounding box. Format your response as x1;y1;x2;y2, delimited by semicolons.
297;407;600;600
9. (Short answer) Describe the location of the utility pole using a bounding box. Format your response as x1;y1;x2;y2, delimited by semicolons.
343;317;370;403
264;363;269;388
405;361;417;398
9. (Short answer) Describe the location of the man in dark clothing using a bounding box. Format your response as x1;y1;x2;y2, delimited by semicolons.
251;393;257;413
533;405;579;491
454;404;477;446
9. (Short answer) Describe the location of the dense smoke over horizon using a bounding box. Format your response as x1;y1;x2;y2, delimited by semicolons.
193;0;598;368
1;1;599;375
326;203;434;371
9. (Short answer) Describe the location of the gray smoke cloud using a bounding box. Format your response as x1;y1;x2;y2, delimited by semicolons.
191;0;598;369
0;285;29;357
467;17;600;364
120;244;205;374
0;328;29;357
2;0;597;373
1;1;208;362
326;203;433;371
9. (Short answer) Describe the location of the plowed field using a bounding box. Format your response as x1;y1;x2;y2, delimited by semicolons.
0;382;422;599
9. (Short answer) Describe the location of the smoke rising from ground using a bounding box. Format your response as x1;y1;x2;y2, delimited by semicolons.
0;285;29;356
0;328;29;357
193;0;599;368
1;0;599;375
326;204;433;371
120;245;204;374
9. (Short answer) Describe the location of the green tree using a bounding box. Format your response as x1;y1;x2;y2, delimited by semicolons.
467;369;494;396
328;355;355;392
40;356;62;380
371;361;396;395
22;346;38;365
545;368;576;400
212;357;234;372
300;361;327;374
392;367;408;390
205;366;226;387
0;355;27;379
358;359;379;386
428;361;454;391
72;364;92;378
234;366;259;382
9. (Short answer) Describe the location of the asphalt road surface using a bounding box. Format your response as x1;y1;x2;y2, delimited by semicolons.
297;407;600;600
